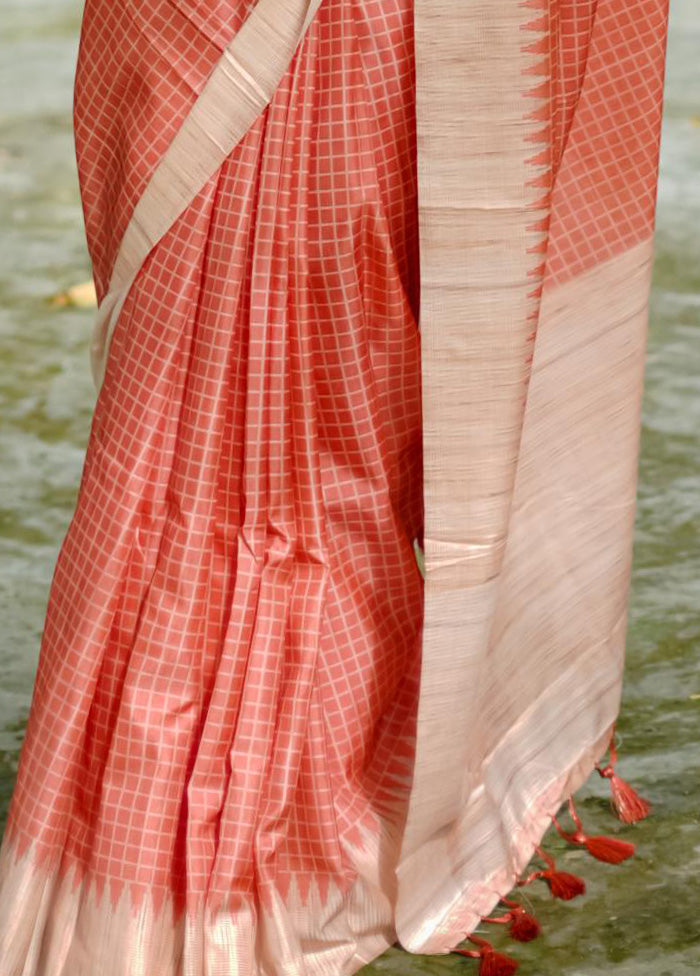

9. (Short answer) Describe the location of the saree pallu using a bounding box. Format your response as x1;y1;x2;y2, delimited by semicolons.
0;1;669;974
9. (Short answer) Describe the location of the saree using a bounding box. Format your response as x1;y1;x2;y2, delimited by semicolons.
0;0;669;973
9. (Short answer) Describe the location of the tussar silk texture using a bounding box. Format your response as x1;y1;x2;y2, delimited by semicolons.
0;0;669;974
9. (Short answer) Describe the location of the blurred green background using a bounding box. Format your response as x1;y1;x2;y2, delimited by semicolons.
1;2;698;973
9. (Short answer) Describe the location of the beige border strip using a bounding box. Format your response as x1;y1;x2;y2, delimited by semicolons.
395;0;551;929
395;237;654;951
89;0;324;390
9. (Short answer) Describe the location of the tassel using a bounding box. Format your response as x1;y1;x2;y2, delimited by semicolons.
584;834;636;864
508;907;541;942
518;846;586;900
607;773;651;824
596;728;651;824
541;869;586;900
483;901;541;942
479;950;520;976
553;799;636;864
455;936;519;975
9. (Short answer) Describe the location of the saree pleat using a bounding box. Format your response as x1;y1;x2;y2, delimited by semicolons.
0;0;669;973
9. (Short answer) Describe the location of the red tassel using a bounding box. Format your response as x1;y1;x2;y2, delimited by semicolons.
553;799;636;864
583;835;635;864
508;908;541;942
608;773;651;824
596;730;651;823
482;903;541;942
455;937;519;975
542;869;587;900
479;949;520;976
518;846;586;900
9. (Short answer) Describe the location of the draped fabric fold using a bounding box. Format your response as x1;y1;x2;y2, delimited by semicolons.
0;0;669;973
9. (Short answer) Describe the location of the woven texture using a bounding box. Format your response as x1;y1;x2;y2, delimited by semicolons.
10;0;424;913
0;1;669;973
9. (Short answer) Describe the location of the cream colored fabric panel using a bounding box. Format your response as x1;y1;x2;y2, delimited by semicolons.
396;239;653;952
414;0;549;587
396;0;552;938
89;0;325;391
417;205;549;586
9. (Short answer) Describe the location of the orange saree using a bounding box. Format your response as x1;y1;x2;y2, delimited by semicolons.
0;1;669;974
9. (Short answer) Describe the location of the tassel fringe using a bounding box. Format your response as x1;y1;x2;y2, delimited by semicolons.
453;726;648;973
482;899;541;942
596;726;651;824
454;937;520;975
552;798;636;864
517;846;586;900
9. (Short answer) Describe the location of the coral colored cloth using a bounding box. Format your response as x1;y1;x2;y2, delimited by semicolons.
0;2;669;975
